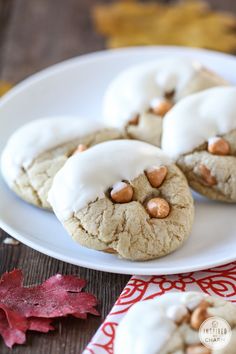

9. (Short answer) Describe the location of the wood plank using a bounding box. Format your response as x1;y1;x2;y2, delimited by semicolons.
0;0;13;73
0;1;128;353
0;235;129;354
1;0;236;353
0;0;112;83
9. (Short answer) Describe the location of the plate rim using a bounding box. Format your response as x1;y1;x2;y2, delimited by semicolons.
1;45;236;275
1;216;235;275
1;44;236;107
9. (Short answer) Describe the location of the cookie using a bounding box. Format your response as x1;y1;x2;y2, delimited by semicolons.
162;86;236;202
48;140;194;261
114;291;236;354
103;57;228;147
1;117;122;209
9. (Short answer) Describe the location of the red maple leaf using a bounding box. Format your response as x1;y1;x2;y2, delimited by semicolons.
0;270;99;348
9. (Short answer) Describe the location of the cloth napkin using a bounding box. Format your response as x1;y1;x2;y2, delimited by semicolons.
84;262;236;354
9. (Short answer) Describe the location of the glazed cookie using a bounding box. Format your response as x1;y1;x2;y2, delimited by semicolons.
114;291;236;354
103;57;228;147
1;117;122;209
162;86;236;202
48;140;194;261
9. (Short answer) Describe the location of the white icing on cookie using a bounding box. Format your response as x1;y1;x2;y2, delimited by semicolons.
112;181;128;194
48;140;171;220
208;136;221;145
146;165;164;173
181;292;205;311
102;57;227;128
150;97;166;110
114;292;206;354
166;304;188;323
162;87;236;159
1;117;104;185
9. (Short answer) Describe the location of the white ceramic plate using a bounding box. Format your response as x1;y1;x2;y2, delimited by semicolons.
0;46;236;275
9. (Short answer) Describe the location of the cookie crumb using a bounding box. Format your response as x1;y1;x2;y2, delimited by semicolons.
3;237;20;245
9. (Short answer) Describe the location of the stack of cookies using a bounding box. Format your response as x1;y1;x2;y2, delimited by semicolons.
1;57;234;261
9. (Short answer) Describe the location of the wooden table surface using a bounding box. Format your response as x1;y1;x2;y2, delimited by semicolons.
0;0;236;353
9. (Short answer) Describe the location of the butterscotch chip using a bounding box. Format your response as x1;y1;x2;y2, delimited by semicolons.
146;197;170;218
177;130;236;202
73;144;88;155
128;114;139;126
1;117;123;210
54;164;194;261
181;311;191;324
104;247;117;254
145;166;168;188
172;308;190;324
186;345;211;354
208;137;230;156
190;300;210;330
78;144;87;152
150;99;172;117
110;182;133;203
165;89;175;100
199;164;217;186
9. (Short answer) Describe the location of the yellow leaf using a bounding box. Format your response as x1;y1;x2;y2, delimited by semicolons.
93;0;236;53
0;81;12;97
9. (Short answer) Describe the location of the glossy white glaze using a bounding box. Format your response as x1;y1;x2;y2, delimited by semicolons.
48;140;171;220
1;116;104;185
162;87;236;159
